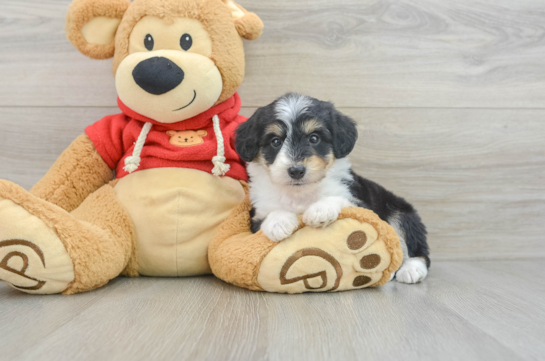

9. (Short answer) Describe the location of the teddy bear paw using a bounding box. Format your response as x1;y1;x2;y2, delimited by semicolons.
257;218;397;293
0;194;74;294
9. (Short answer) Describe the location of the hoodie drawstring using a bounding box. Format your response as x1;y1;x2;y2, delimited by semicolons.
123;115;230;177
211;115;230;177
124;122;152;174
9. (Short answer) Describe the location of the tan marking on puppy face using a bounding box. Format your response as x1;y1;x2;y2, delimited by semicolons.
265;123;284;137
256;152;270;170
303;152;335;183
301;119;322;134
166;129;207;147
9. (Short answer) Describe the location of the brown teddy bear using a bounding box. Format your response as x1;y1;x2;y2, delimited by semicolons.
0;0;402;295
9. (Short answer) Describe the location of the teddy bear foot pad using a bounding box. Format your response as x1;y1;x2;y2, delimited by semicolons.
0;196;74;294
257;218;392;293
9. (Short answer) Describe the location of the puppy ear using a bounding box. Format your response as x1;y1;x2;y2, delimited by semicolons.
166;130;177;136
65;0;130;59
330;106;358;159
222;0;264;40
235;109;264;162
197;130;208;137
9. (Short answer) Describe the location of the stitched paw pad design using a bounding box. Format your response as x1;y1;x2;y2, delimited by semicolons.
257;218;393;293
0;196;74;294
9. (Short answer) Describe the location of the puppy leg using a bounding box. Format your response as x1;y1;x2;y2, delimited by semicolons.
389;211;430;284
303;196;353;228
261;210;299;242
396;258;428;284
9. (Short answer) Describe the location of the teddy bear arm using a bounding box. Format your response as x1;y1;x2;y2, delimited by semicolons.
210;197;404;293
30;134;114;212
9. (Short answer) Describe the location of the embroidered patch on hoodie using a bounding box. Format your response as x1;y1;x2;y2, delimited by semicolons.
167;130;208;147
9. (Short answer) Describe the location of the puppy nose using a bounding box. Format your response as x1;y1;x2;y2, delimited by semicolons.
288;166;306;180
132;57;184;95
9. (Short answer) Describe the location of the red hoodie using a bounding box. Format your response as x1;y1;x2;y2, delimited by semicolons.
85;93;248;181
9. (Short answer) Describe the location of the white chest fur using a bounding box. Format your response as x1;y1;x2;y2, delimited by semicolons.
248;158;356;219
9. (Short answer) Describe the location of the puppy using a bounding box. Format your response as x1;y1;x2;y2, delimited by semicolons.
235;93;430;284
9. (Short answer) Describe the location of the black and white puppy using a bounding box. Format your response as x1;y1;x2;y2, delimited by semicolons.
235;93;430;284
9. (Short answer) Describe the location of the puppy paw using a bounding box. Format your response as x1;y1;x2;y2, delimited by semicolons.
261;211;300;242
395;258;428;284
303;201;341;228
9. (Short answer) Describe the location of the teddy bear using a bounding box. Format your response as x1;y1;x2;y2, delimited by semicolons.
0;0;403;295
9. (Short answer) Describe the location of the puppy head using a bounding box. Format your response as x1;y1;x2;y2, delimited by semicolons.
236;93;358;187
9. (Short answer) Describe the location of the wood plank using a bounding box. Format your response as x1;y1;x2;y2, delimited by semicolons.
341;107;545;261
2;0;545;108
422;260;545;360
0;281;116;360
4;261;538;361
0;107;117;190
0;266;528;360
2;106;544;261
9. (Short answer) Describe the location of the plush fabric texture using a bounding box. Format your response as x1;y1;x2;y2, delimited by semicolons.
111;0;262;104
209;193;276;291
66;0;130;59
210;195;404;293
85;93;248;181
234;12;263;40
0;197;75;294
81;16;122;45
0;180;135;295
30;134;113;213
257;219;393;293
114;168;246;276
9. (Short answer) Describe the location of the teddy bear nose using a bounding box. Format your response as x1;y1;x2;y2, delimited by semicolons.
132;57;184;95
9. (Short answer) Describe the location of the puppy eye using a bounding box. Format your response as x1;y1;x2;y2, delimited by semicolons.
144;34;154;51
271;137;283;148
180;33;193;51
309;134;320;144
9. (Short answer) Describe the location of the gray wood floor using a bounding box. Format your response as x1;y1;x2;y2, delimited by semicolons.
1;259;544;361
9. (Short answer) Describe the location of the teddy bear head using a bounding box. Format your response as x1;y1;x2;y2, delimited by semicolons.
65;0;263;124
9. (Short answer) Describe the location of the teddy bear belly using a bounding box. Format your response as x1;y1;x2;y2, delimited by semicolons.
114;167;245;277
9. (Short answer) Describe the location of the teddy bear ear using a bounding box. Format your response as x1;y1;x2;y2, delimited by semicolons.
222;0;264;40
65;0;130;59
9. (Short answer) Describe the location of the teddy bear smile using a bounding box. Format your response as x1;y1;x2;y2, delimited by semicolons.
173;90;197;112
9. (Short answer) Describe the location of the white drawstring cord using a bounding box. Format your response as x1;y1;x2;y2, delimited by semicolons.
211;115;230;176
122;116;229;176
124;122;152;173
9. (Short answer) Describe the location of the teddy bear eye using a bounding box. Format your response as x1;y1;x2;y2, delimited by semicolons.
144;34;154;51
180;33;193;51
